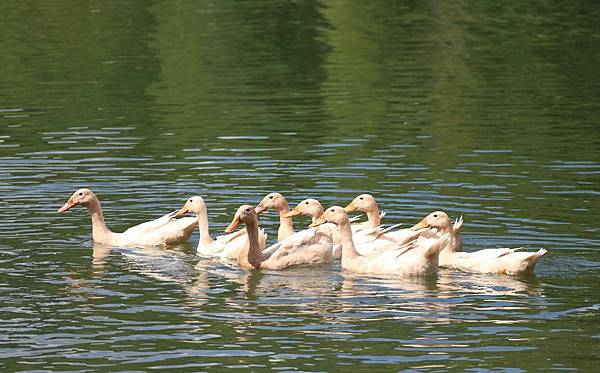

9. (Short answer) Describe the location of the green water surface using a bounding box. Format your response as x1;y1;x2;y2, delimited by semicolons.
1;0;599;371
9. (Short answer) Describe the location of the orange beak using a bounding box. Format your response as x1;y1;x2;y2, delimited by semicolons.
344;202;358;213
309;215;327;228
174;205;189;218
225;214;241;233
254;203;266;214
410;219;430;231
58;198;77;213
283;208;302;218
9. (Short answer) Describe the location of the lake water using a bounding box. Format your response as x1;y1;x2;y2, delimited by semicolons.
1;1;599;371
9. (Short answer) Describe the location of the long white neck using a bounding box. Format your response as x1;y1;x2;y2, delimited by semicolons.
238;218;264;268
337;218;360;263
86;197;113;243
366;205;381;228
196;208;214;247
277;202;294;242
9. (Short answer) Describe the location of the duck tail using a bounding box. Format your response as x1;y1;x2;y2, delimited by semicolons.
453;215;463;233
524;248;547;270
504;248;547;275
349;214;363;223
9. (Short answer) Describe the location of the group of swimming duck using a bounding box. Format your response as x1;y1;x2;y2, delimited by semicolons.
58;188;547;277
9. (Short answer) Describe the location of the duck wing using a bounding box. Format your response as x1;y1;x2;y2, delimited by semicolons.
448;247;547;275
213;228;267;259
121;212;197;245
123;211;176;236
262;228;333;269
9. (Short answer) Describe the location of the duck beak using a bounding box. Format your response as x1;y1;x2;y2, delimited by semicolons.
410;219;430;231
309;215;327;228
174;205;189;218
284;208;301;218
254;203;266;214
225;214;241;233
344;202;358;213
58;198;77;213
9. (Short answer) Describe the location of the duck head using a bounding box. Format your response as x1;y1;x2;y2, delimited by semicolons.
58;188;96;213
255;192;287;214
344;193;377;213
225;204;258;233
411;211;452;232
175;196;207;217
284;198;324;218
310;206;349;228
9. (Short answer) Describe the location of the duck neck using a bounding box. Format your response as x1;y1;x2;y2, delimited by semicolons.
196;208;214;247
86;198;112;243
310;207;325;225
277;202;294;242
238;219;263;269
338;219;360;261
366;205;381;228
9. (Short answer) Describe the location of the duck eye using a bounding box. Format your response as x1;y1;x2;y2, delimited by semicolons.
245;208;250;212
189;199;193;202
434;214;438;218
359;197;363;200
269;195;274;199
79;192;83;196
305;201;309;205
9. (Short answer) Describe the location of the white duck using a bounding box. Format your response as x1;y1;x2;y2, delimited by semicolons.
311;206;448;276
343;194;422;255
225;205;333;270
58;188;197;247
254;192;295;242
284;198;342;258
174;196;267;259
411;211;547;276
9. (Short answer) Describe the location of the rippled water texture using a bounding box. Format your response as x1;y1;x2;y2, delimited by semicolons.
1;0;599;371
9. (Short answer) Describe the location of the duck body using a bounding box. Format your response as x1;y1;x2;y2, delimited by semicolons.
312;206;447;276
344;194;422;256
111;212;197;247
226;205;332;271
260;226;333;270
255;194;334;264
412;212;547;276
351;228;423;256
58;188;196;247
196;228;267;259
341;236;447;276
283;195;419;258
447;247;548;275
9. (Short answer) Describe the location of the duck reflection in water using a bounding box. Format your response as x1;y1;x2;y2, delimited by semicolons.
61;242;113;294
338;273;447;322
436;267;543;297
91;242;113;274
117;242;195;285
337;269;543;322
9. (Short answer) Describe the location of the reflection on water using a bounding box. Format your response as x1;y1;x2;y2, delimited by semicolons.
1;0;600;371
